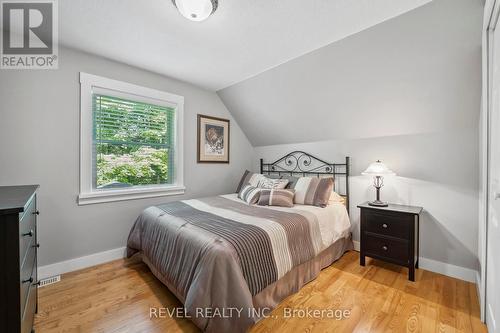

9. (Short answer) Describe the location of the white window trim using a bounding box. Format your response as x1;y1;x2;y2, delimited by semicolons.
78;72;184;205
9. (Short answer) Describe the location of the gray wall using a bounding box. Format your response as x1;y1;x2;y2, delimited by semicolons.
221;0;483;270
0;47;254;266
0;0;483;272
255;128;479;270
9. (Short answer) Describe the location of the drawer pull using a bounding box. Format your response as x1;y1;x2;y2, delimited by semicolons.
382;223;388;228
22;229;34;237
22;277;33;284
33;210;40;215
382;245;388;251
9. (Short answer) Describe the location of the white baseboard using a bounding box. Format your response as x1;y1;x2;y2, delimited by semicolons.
488;302;497;332
351;240;476;283
38;243;477;284
476;271;485;322
38;247;127;279
418;257;477;283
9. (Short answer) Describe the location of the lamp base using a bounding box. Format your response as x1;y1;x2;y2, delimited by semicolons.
368;200;389;207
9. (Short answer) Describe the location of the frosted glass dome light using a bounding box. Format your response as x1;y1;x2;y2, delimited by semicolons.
172;0;218;22
362;160;396;176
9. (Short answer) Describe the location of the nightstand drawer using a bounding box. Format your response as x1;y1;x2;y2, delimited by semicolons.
364;210;412;240
363;233;409;264
358;202;422;281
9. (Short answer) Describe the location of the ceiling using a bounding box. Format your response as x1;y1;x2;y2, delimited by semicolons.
59;0;432;91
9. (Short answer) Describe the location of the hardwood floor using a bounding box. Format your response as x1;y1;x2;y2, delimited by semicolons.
34;251;486;332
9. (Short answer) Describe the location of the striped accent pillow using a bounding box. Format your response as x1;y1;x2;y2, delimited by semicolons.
258;189;295;208
290;177;334;207
236;170;252;193
256;177;289;189
238;185;262;204
236;171;266;192
236;171;288;192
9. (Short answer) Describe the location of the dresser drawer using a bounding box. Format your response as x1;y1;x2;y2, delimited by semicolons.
364;210;412;240
0;185;39;333
363;233;409;265
19;196;36;265
20;245;36;315
21;284;37;333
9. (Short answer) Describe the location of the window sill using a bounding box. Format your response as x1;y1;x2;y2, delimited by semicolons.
77;185;186;205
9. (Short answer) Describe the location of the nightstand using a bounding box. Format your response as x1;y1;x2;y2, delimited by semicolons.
358;202;423;281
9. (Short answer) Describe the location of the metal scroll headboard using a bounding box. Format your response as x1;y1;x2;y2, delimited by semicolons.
260;151;350;214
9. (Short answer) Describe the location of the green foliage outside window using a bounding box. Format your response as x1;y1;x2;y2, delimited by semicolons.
93;95;174;188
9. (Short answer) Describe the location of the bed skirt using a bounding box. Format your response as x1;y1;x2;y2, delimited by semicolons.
252;236;353;312
140;236;353;332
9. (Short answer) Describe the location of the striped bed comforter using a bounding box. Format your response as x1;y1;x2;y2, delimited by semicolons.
127;194;350;332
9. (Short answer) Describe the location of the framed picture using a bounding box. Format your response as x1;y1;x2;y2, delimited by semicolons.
197;114;230;163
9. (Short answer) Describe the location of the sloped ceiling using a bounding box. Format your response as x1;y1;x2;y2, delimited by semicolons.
217;0;483;147
59;0;432;90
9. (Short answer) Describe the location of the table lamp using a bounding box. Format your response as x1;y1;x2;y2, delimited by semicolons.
362;160;396;207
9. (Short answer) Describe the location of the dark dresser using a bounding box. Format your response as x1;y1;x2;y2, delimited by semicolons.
0;185;39;333
358;202;422;281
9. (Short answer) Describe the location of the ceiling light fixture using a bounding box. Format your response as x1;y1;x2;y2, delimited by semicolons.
172;0;218;22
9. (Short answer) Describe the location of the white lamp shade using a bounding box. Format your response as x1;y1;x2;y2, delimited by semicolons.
362;160;396;176
174;0;216;21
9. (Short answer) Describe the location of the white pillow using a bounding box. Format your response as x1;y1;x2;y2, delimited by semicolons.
246;174;288;189
328;191;345;204
247;173;267;187
256;177;289;189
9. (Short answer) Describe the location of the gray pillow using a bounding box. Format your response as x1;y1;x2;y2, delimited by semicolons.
238;185;262;204
236;170;252;193
281;175;300;189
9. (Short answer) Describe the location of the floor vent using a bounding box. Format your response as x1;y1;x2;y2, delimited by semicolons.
39;275;61;287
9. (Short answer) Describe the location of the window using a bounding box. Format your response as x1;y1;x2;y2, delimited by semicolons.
93;95;174;188
79;73;184;205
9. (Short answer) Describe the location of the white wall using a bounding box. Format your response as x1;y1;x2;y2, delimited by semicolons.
0;47;254;267
478;0;496;321
255;128;479;271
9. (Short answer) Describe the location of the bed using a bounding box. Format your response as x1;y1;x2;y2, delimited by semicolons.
127;152;353;332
